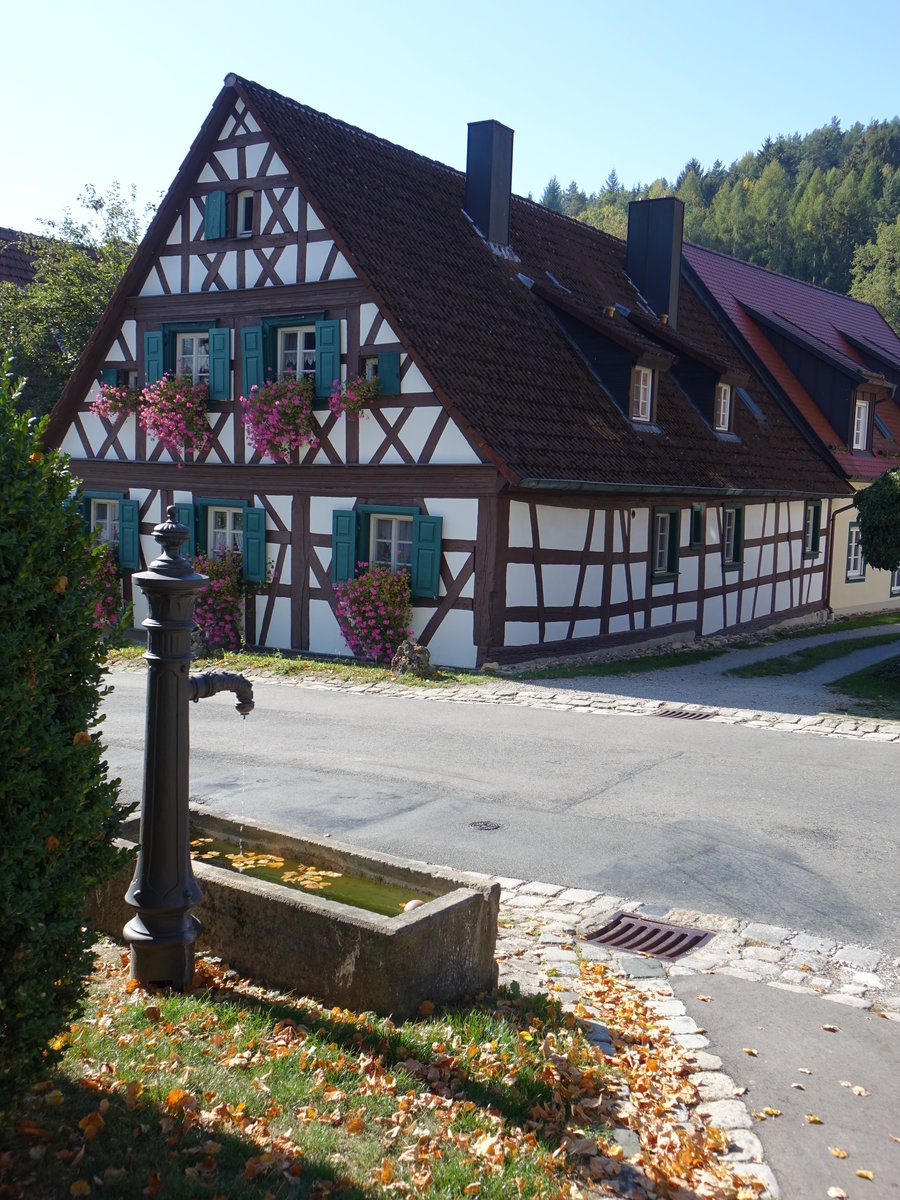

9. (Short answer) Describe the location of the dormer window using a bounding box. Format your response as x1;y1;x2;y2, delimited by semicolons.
630;365;654;422
236;190;254;238
852;391;872;451
714;382;732;432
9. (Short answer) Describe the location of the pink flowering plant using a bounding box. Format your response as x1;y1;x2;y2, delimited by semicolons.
240;375;318;464
328;375;380;417
90;373;212;463
333;563;413;665
90;542;132;635
192;551;247;653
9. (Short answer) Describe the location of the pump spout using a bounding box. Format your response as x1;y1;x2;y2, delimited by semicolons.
188;670;255;716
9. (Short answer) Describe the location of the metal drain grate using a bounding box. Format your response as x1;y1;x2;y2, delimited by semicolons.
656;706;715;721
470;820;501;831
585;911;714;961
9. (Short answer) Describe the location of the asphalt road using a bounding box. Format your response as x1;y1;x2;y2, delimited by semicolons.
101;669;900;957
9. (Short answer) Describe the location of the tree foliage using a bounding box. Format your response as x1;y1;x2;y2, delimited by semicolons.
0;353;130;1105
854;469;900;571
0;184;150;416
536;117;900;330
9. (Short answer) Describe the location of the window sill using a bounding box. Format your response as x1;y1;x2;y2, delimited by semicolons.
651;572;679;584
722;562;741;573
714;430;740;443
629;420;664;434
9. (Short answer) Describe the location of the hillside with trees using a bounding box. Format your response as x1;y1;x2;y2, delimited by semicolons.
538;117;900;332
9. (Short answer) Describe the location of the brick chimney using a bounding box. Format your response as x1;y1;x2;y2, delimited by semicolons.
463;120;514;247
625;197;685;328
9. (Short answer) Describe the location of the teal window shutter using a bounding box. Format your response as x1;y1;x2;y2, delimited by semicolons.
208;328;230;401
117;499;141;570
205;190;227;240
332;510;358;583
315;319;341;399
241;325;265;396
144;331;164;384
377;351;401;396
410;514;442;598
242;507;266;583
173;503;195;558
100;368;118;386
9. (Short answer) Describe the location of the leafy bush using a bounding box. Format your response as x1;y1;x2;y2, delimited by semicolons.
333;564;413;664
0;353;129;1108
854;469;900;571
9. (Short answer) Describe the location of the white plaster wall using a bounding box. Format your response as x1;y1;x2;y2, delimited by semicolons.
679;555;699;591
573;619;601;638
536;505;589;551
776;541;791;575
257;596;291;649
775;580;792;611
504;621;540;646
705;555;723;591
676;602;697;623
759;543;774;577
590;516;605;552
630;562;646;599
401;361;429;393
740;590;756;624
204;415;233;465
755;582;773;616
107;320;136;362
360;303;379;343
744;545;761;578
166;217;182;246
631;510;649;553
374;320;399;345
308;598;346;656
245;142;269;178
507;564;537;607
581;563;604;603
411;608;476;668
543;621;570;642
541;563;582;607
610;563;630;605
508;502;532;548
725;590;738;626
275;245;298;285
745;505;764;542
380;408;436;462
310;496;353;537
429;420;481;464
305;241;331;282
442;552;474;599
330;252;355;280
608;614;631;634
267;151;288;176
702;597;725;634
651;604;673;627
434;498;478;540
307;205;325;232
763;504;776;538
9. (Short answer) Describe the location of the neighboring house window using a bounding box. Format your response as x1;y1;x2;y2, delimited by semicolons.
890;568;900;596
91;498;119;547
852;392;872;451
371;514;414;572
363;356;379;380
651;508;679;579
236;190;254;238
332;505;443;598
714;382;732;432
209;507;244;555
630;365;654;422
176;333;210;384
689;504;705;549
846;524;866;581
277;326;317;381
803;501;822;558
722;505;743;570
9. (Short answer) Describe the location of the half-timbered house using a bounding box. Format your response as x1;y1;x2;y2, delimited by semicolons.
47;74;851;666
684;244;900;616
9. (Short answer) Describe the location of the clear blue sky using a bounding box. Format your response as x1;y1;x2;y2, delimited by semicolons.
5;0;899;235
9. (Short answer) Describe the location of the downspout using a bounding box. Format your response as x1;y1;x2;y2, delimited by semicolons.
824;500;857;616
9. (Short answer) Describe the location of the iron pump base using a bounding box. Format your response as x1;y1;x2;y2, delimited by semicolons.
124;506;253;990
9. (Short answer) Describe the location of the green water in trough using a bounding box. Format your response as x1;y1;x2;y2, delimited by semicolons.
190;836;430;917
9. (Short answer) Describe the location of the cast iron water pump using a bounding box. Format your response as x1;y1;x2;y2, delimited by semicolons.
123;505;254;989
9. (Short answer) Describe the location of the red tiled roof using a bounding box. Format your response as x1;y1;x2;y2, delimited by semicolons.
683;242;900;481
0;227;38;286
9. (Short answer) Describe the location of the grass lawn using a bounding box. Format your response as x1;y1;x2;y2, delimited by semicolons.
0;945;752;1199
724;631;900;678
828;654;900;721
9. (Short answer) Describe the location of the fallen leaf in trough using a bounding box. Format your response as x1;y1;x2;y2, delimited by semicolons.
742;1047;758;1056
856;1170;875;1180
829;1146;849;1158
822;1024;841;1033
798;1067;813;1075
805;1114;823;1124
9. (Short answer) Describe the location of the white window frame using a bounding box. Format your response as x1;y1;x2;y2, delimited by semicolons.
91;498;119;547
277;325;316;381
852;394;871;451
175;332;210;384
722;506;740;568
714;382;732;432
890;568;900;596
630;366;654;422
803;501;820;557
846;524;865;581
369;513;414;573
363;356;379;381
652;511;671;576
236;189;254;238
209;506;244;556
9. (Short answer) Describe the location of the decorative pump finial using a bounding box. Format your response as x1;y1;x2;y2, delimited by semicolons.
147;505;196;578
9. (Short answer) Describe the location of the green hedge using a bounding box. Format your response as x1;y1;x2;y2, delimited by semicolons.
0;355;130;1108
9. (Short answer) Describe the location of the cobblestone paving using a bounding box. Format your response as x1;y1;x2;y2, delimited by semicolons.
492;880;900;1199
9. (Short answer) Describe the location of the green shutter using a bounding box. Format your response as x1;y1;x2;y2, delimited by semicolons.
205;190;227;240
117;499;141;570
315;319;341;399
100;368;118;386
411;514;442;598
243;507;266;583
144;331;164;384
173;503;195;558
241;325;265;396
208;328;230;401
332;509;357;583
377;351;401;396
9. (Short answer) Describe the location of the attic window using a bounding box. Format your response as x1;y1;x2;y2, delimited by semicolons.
630;366;655;423
714;382;732;432
236;190;254;238
852;391;873;451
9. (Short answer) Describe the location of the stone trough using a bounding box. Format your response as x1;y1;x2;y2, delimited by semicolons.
89;810;500;1018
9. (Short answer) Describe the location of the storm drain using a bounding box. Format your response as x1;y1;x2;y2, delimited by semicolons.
656;706;715;721
585;911;714;961
470;820;501;832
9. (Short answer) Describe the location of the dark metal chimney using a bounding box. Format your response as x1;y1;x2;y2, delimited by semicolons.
464;120;514;246
625;197;685;328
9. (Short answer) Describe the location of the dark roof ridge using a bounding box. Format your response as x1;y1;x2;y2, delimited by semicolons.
685;239;882;312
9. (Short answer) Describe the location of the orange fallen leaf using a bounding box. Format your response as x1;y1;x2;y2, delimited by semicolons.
125;979;141;994
69;1182;90;1196
144;1172;163;1197
72;731;90;745
829;1146;849;1158
464;1186;481;1196
45;835;60;851
346;1115;365;1135
805;1114;823;1124
54;577;68;594
697;994;712;1002
856;1170;875;1180
418;999;435;1017
144;1005;161;1021
742;1047;758;1056
822;1024;841;1033
378;1161;395;1184
762;1107;782;1117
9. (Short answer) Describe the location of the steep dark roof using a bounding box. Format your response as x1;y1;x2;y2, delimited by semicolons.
0;227;39;286
49;76;849;499
684;242;900;480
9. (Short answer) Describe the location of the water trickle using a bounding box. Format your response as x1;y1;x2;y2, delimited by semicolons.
239;718;246;854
